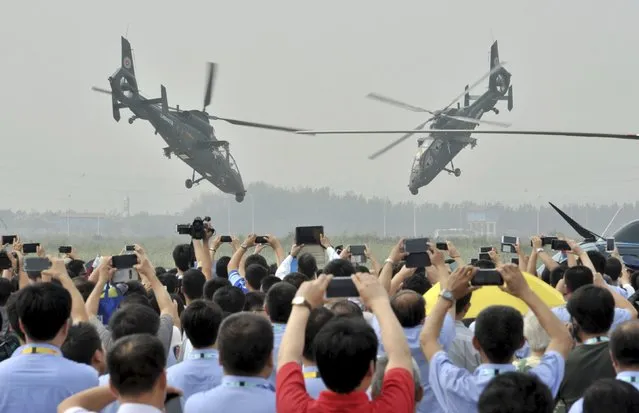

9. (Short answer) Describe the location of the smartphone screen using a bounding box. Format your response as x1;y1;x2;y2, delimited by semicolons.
255;236;269;244
501;236;519;245
58;246;72;254
478;252;491;261
606;238;615;252
511;257;520;265
1;235;16;246
295;226;323;245
220;236;232;243
125;245;136;252
436;242;448;251
480;246;493;253
349;245;366;256
551;239;571;251
471;269;504;286
326;277;359;298
24;257;51;274
111;254;138;269
404;238;430;254
405;253;431;268
501;244;516;254
22;243;40;254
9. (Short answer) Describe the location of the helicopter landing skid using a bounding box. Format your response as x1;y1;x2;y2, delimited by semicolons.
443;161;462;177
185;170;206;189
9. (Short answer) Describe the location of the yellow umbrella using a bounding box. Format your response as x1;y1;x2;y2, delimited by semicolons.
424;272;565;318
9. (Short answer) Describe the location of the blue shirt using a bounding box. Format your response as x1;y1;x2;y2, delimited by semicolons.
552;305;632;332
268;323;287;384
372;313;456;413
568;371;639;413
429;350;565;413
167;348;223;407
229;270;248;293
302;365;326;398
0;343;99;413
185;375;275;413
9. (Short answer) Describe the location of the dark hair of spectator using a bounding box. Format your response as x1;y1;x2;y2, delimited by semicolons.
297;253;318;279
582;378;639;413
181;299;223;349
330;300;364;319
172;244;192;272
260;275;281;293
158;272;179;294
605;258;623;281
0;278;13;306
203;277;231;301
455;292;473;315
214;256;231;279
564;266;594;294
402;273;432;295
303;307;335;362
109;304;160;341
245;264;269;291
108;334;166;397
212;286;246;314
16;283;72;341
5;292;23;341
61;322;102;366
475;305;524;364
182;269;206;300
265;282;296;324
283;272;309;290
610;319;639;367
323;259;356;278
390;290;425;328
217;313;273;376
478;371;553;413
245;254;268;270
243;291;266;312
567;285;615;335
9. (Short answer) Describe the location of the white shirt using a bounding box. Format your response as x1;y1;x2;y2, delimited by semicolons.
63;403;162;413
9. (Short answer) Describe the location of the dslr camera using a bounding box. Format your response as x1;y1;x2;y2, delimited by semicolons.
176;216;214;240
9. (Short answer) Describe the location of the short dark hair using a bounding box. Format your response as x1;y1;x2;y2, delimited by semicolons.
586;251;606;275
330;300;363;318
72;278;95;302
212;286;246;314
265;282;296;323
390;290;425;328
5;292;23;341
119;294;151;310
158;273;179;294
245;264;269;291
66;259;86;278
583;378;639;413
402;272;432;295
455;292;473;315
203;277;231;301
314;317;378;394
182;269;206;300
478;372;553;413
245;254;268;270
605;258;623;281
260;275;281;293
217;312;273;376
475;306;524;364
124;280;147;297
181;299;223;349
215;256;231;279
303;307;335;361
610;320;639;367
283;272;310;290
0;278;13;306
564;266;594;293
108;334;166;397
16;283;71;341
109;304;161;341
172;244;192;272
297;253;318;279
243;291;266;312
61;322;102;366
567;285;615;335
323;259;355;278
549;267;566;288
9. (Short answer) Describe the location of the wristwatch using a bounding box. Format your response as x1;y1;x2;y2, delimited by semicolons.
439;289;454;302
536;248;544;254
291;296;312;311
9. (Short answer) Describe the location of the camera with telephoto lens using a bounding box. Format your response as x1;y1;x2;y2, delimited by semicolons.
176;216;214;240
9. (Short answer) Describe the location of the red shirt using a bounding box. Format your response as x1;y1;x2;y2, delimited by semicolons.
276;361;415;413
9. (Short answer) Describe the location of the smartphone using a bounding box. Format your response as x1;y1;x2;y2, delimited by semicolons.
326;277;359;298
23;243;40;254
295;226;323;245
0;251;12;270
220;236;232;243
111;254;138;269
58;246;72;254
479;252;491;261
24;257;51;275
501;236;519;245
255;236;269;244
1;235;16;246
436;242;448;251
349;245;366;256
470;258;478;266
501;244;516;254
125;245;136;252
480;246;493;253
606;238;615;252
551;239;571;251
511;257;520;265
471;269;504;286
531;236;557;247
405;252;431;268
113;268;139;284
165;393;183;413
404;238;430;254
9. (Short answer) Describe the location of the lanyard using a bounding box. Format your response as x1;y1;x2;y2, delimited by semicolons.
187;351;217;360
21;346;60;356
619;376;639;383
223;380;274;391
303;371;321;379
583;336;609;345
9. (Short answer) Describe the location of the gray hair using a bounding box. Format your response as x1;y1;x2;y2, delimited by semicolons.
523;311;550;352
371;355;421;400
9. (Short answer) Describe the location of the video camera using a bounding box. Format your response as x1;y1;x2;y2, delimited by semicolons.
176;216;215;240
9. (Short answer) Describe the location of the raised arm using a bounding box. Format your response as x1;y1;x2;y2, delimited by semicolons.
267;235;286;266
45;258;89;323
134;248;180;329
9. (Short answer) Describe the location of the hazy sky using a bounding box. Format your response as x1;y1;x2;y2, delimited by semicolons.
3;1;639;214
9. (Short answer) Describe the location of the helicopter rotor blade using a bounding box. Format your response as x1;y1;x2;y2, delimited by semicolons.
441;61;507;111
365;93;435;114
368;120;431;160
91;86;112;95
203;62;216;111
209;115;309;133
440;114;511;128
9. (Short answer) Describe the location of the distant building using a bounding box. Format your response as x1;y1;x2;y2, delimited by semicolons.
467;210;498;238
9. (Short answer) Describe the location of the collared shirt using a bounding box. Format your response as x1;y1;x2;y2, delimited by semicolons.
302;365;326;398
268;323;287;384
63;403;162;413
0;343;99;413
568;371;639;413
167;348;223;407
429;350;565;413
371;313;456;413
228;270;249;293
552;305;632;333
185;375;275;413
448;320;482;373
276;361;414;413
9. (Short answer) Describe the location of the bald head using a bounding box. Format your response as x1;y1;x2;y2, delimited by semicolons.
390;290;425;328
610;319;639;370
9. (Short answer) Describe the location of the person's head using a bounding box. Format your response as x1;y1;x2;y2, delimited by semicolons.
260;275;281;293
169;294;185;317
330;299;364;319
245;254;268;270
264;282;296;324
212;286;246;314
455;292;473;320
124;280;147;297
283;272;309;290
323;259;356;278
217;312;273;378
203;277;231;301
314;316;378;394
66;259;86;278
563;265;594;297
303;307;335;363
181;269;206;302
16;283;71;345
155;266;166;277
119;294;151;310
245;264;269;292
610;319;639;372
582;378;639;413
243;291;266;313
586;251;607;275
214;256;231;279
72;278;95;302
172;244;192;272
605;257;623;282
402;273;432;295
0;278;13;306
371;356;423;406
390;290;425;328
523;311;550;354
297;253;318;279
61;322;106;374
478;371;553;413
549;266;566;288
5;292;23;342
268;263;277;275
181;299;223;349
108;334;167;407
474;306;524;364
109;304;161;341
567;284;615;338
158;273;179;294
